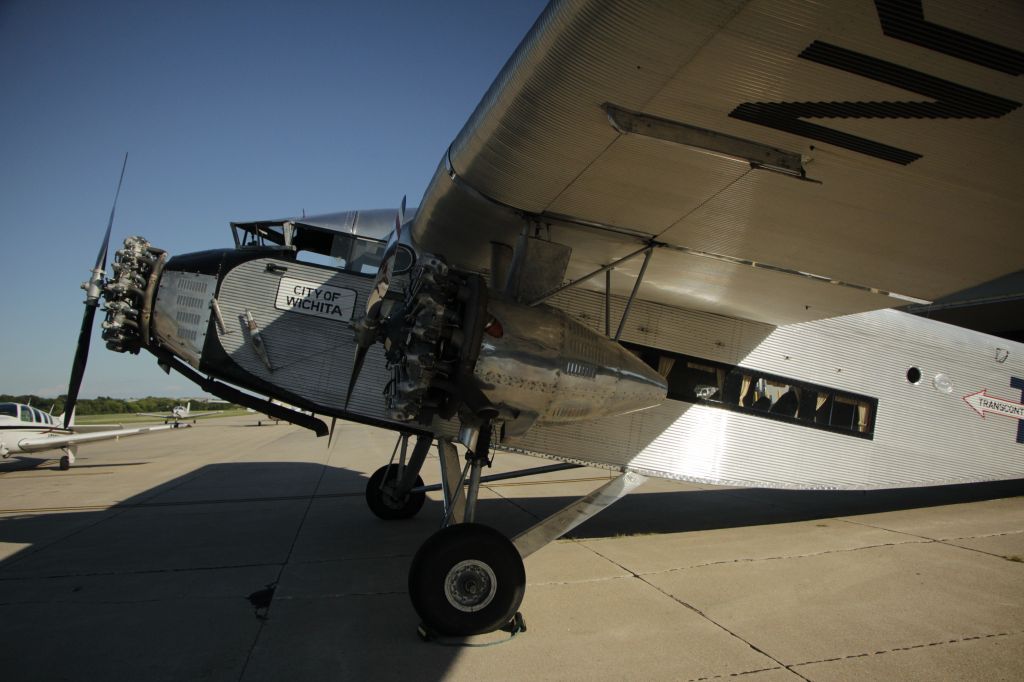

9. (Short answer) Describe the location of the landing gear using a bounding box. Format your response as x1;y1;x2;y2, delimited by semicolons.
365;433;433;520
365;465;425;520
367;423;645;635
409;523;525;636
59;448;75;471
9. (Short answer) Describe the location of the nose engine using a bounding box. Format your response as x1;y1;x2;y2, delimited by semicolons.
99;236;165;356
370;252;667;434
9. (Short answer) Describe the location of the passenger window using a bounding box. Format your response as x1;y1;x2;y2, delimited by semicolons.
20;406;33;422
625;343;877;439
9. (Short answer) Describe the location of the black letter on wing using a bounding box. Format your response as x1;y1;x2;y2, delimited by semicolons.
730;42;1020;165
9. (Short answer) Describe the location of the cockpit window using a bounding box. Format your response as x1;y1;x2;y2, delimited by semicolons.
0;403;17;418
20;405;33;422
343;237;385;275
296;234;385;275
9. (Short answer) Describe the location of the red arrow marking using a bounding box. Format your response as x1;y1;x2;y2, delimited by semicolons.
963;390;1024;420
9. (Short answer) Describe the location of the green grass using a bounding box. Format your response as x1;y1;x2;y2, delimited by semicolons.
74;409;250;425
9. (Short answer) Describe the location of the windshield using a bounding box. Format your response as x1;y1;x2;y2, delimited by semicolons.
0;403;17;418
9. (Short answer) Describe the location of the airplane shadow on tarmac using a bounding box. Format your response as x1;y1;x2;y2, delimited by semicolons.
0;460;1021;681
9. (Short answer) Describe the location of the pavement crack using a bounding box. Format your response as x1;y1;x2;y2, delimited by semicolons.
578;540;918;580
790;631;1022;669
686;665;785;681
237;454;330;682
480;485;545;523
0;561;283;582
840;518;1024;562
578;540;812;681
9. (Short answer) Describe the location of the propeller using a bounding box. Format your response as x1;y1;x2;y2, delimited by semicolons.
344;196;406;410
64;154;128;430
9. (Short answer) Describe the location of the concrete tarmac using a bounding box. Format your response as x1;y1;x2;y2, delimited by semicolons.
1;416;1021;681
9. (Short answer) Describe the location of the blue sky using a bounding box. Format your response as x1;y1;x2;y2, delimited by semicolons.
0;0;548;398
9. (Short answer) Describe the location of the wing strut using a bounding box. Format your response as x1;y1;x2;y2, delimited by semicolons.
527;243;656;341
527;243;654;307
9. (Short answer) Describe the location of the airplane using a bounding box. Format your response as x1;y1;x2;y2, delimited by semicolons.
138;402;218;424
67;0;1023;636
0;401;188;470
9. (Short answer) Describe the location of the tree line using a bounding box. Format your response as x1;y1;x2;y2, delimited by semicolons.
0;395;239;416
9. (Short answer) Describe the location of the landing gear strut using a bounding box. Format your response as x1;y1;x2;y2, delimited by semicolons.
406;419;529;635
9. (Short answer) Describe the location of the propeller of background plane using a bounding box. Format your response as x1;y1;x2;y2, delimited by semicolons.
63;154;128;430
343;195;406;411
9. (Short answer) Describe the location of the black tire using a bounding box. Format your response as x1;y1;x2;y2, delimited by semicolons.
409;523;526;636
59;455;71;471
365;465;426;520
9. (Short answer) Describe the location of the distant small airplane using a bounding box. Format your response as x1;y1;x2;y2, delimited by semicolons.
0;401;187;470
138;402;217;424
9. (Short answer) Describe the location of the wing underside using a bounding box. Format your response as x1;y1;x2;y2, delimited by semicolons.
412;0;1024;326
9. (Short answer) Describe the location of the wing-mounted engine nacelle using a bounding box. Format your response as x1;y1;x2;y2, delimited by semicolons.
370;249;668;436
474;299;668;435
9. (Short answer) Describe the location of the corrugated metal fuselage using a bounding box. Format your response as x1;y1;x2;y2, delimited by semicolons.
152;250;1024;491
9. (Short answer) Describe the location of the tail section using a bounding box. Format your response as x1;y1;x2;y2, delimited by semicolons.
57;406;76;428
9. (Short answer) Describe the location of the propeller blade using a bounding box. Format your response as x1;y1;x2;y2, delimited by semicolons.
63;305;96;429
394;194;406;240
64;154;129;430
343;343;370;411
96;153;128;273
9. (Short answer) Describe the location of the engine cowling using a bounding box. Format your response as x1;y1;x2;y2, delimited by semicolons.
474;299;667;432
374;251;667;433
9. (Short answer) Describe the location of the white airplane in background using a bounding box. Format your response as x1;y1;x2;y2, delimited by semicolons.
0;401;188;470
67;0;1024;636
138;402;217;424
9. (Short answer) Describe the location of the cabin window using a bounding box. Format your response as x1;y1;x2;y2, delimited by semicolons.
0;403;17;418
30;407;44;423
19;406;33;422
627;344;877;439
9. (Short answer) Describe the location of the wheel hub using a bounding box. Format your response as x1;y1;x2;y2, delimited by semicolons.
444;559;497;612
379;483;405;510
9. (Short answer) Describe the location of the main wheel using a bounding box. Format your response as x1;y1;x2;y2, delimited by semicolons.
409;523;526;636
365;465;425;520
59;455;71;471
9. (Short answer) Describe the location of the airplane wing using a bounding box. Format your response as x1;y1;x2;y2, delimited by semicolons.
185;411;219;418
136;412;170;418
412;0;1023;325
17;423;189;453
